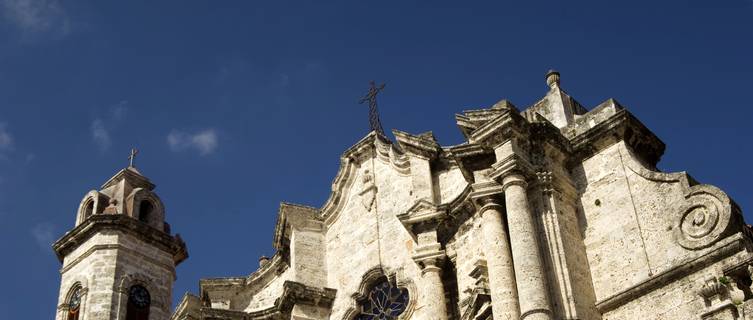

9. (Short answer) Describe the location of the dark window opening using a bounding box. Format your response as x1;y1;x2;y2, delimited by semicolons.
138;201;153;225
83;200;94;220
126;285;150;320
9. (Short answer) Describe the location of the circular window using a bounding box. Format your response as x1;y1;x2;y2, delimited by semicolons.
128;285;151;309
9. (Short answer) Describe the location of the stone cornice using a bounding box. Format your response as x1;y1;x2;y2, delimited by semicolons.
200;253;289;294
191;281;336;320
272;202;322;252
489;153;535;182
449;143;495;183
52;214;187;265
397;199;449;231
393;129;441;159
467;107;529;148
568;107;665;167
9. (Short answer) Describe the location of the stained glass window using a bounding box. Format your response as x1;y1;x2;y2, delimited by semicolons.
67;286;82;320
357;278;409;320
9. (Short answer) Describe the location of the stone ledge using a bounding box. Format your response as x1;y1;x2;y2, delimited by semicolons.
595;233;750;313
52;214;187;265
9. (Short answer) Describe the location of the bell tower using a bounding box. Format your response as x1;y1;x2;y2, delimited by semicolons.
52;155;188;320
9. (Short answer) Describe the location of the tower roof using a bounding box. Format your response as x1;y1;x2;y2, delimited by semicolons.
101;166;155;191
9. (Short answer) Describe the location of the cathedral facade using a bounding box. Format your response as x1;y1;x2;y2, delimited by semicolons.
54;71;753;320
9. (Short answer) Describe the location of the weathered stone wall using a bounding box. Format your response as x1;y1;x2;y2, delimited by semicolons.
57;232;119;320
601;252;749;320
575;142;657;300
325;153;430;319
57;230;176;320
436;166;467;204
114;232;176;320
446;215;486;309
237;267;294;312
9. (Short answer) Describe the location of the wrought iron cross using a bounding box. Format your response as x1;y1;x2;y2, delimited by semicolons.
359;81;387;137
128;148;138;167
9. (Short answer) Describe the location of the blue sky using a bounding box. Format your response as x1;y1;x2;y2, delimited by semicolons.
0;1;752;318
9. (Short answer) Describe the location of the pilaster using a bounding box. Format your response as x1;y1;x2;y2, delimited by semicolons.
397;200;449;319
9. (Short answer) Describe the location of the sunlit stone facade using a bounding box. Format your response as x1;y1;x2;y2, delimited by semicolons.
55;71;753;320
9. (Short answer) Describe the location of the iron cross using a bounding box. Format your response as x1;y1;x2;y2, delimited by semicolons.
359;81;387;137
128;148;138;167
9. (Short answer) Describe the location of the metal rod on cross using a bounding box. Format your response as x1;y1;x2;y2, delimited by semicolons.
359;80;387;137
128;148;138;168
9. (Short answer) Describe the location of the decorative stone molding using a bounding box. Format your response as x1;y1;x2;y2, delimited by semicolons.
618;143;741;251
116;272;169;313
57;280;89;312
397;199;449;274
53;214;188;265
343;267;417;320
76;190;107;226
126;187;166;230
393;129;441;160
358;169;377;212
595;233;746;313
489;153;535;182
567;104;665;167
675;185;735;250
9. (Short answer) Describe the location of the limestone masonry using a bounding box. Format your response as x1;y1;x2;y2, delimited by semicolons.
54;71;753;319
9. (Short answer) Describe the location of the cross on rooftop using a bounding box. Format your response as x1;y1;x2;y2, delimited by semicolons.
358;80;387;137
128;148;138;168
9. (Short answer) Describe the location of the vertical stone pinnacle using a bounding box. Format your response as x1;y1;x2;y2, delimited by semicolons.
546;69;560;89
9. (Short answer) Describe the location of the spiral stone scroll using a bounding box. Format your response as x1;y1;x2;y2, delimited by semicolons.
674;185;734;250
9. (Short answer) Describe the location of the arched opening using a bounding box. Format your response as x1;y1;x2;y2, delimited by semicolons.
83;200;94;220
67;285;82;320
357;277;409;319
126;285;150;320
138;200;153;225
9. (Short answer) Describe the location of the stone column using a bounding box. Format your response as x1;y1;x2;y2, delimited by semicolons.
479;197;520;320
398;200;450;319
503;173;552;320
421;258;448;320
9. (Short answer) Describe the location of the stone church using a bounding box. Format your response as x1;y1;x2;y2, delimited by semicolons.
53;71;753;320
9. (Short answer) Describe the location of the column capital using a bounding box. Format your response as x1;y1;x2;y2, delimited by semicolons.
477;196;504;217
412;248;445;275
501;173;528;191
489;153;535;183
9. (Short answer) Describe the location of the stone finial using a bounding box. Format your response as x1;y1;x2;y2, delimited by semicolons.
259;256;270;268
546;69;560;89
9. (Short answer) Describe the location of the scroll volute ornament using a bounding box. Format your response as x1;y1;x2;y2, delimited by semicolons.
674;185;736;250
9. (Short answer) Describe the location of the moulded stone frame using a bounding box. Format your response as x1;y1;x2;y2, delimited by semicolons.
57;280;89;320
126;187;166;232
76;190;106;226
343;266;418;320
114;272;168;320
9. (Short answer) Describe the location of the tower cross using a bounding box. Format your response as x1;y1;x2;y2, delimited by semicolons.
359;81;387;137
128;148;138;168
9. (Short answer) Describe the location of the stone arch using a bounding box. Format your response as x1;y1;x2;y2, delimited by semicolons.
126;188;165;231
57;277;89;320
76;190;107;226
114;273;169;320
343;266;417;320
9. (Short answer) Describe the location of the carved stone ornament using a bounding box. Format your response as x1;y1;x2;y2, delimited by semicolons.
674;185;734;250
359;169;377;211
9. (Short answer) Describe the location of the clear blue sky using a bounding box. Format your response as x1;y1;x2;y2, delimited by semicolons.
0;1;751;318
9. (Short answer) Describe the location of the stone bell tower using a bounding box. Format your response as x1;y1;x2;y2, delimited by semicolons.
52;153;188;320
